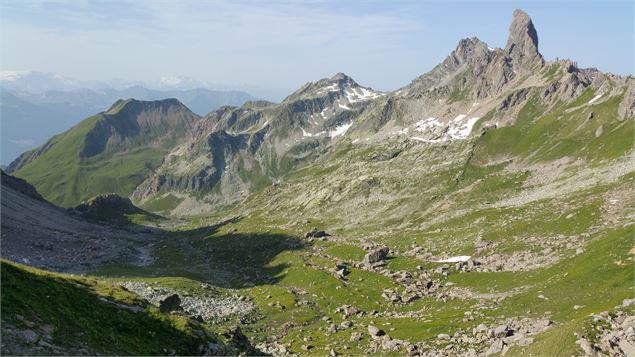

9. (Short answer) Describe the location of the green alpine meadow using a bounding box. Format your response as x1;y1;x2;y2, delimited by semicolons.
1;4;633;357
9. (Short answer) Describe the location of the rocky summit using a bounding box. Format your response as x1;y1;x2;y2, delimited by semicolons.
2;8;634;357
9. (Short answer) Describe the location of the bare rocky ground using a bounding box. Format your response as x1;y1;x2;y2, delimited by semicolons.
575;300;635;357
119;281;254;323
1;173;157;272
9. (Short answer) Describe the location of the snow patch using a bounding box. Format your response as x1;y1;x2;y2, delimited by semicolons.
448;117;480;139
0;70;32;81
394;127;409;135
345;87;383;103
588;94;603;104
453;114;467;122
414;117;442;132
318;83;340;94
434;256;471;263
410;115;479;142
410;136;445;143
320;108;329;119
338;103;351;110
329;121;353;138
302;128;326;138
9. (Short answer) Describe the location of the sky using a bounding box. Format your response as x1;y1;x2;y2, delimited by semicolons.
1;0;633;96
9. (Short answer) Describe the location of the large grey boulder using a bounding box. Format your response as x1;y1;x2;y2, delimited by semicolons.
159;294;182;313
305;228;330;239
368;325;385;338
363;247;389;268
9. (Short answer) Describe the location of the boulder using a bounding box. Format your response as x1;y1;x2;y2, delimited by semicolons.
304;228;330;238
576;338;598;356
368;325;385;337
595;125;603;138
437;333;451;340
618;340;635;356
19;330;39;344
364;247;389;268
333;262;348;280
159;294;182;313
487;339;505;354
350;332;363;341
493;324;512;337
204;342;226;355
622;298;635;307
334;268;347;280
473;323;488;335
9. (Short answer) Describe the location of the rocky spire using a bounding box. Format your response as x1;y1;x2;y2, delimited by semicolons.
505;9;543;67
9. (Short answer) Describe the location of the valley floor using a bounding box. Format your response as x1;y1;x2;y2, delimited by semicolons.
2;153;635;356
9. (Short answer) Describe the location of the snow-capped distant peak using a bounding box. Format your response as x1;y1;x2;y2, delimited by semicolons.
159;76;183;86
0;70;33;81
314;73;383;101
155;75;213;90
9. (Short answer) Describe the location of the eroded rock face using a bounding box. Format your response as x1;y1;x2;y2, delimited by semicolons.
619;79;635;120
505;9;543;68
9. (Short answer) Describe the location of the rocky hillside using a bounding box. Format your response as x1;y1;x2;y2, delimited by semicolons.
0;170;156;272
131;73;383;214
7;98;200;207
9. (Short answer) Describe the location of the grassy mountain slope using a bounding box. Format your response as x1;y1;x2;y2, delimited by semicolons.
0;260;241;355
8;98;199;207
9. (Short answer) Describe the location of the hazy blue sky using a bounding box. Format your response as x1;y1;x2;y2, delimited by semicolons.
1;0;632;94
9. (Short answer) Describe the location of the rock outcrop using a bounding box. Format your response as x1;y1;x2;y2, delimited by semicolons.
505;9;543;68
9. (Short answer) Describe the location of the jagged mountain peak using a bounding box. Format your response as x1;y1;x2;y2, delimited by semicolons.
505;9;543;67
328;72;356;85
443;37;493;71
283;73;382;103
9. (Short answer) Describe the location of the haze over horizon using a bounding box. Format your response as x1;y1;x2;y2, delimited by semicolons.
1;0;633;99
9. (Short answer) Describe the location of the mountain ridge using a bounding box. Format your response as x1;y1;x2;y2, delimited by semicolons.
8;9;635;214
2;9;634;357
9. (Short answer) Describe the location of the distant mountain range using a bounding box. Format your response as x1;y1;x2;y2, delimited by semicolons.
0;85;255;164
